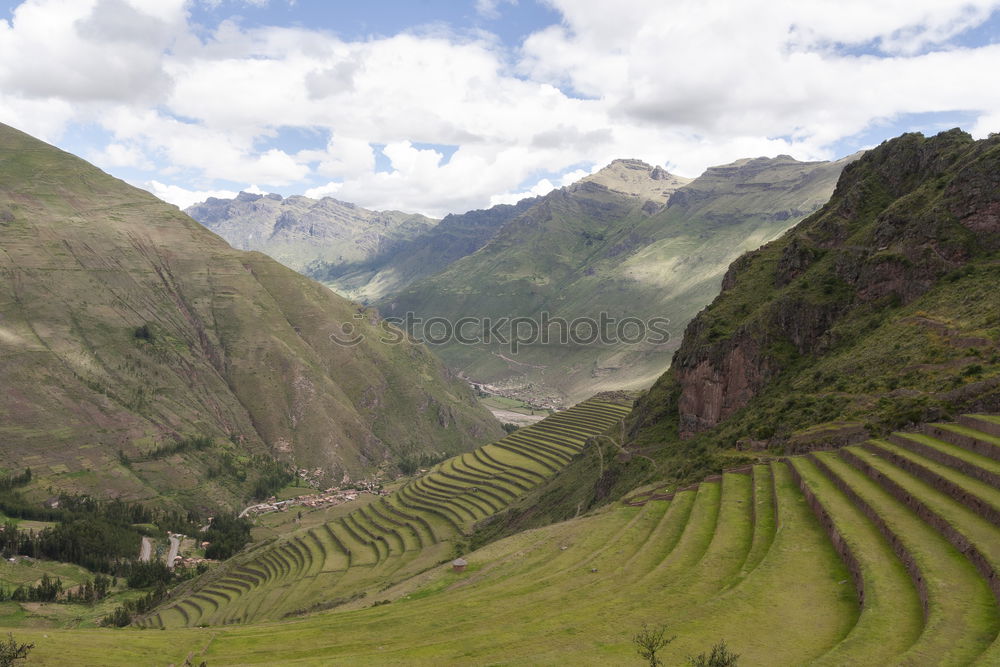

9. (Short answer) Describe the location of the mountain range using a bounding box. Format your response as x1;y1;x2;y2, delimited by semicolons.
193;154;859;406
187;191;437;279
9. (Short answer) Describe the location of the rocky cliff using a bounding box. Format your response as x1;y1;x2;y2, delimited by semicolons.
639;129;999;443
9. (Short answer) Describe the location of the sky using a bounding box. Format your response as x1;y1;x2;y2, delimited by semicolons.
1;1;999;217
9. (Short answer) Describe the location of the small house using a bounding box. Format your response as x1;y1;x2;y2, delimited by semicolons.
452;557;468;573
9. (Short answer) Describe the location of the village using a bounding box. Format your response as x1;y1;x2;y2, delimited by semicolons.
238;478;389;519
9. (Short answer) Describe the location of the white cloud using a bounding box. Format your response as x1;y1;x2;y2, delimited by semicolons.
489;167;594;206
475;0;517;20
970;112;1000;139
91;142;154;170
298;135;375;179
1;0;999;216
303;181;343;199
0;94;76;143
0;0;185;103
144;180;240;209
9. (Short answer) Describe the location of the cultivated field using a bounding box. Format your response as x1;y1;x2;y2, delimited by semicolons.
9;412;1000;665
142;397;633;628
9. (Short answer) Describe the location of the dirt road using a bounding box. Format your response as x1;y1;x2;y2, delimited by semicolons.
139;536;153;562
166;535;181;569
488;408;546;426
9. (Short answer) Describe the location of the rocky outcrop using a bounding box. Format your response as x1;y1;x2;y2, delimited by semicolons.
669;129;999;437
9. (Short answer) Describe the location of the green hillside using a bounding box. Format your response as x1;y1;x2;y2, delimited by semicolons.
385;155;854;406
0;123;502;511
144;396;632;627
5;413;998;665
309;196;542;303
629;129;1000;462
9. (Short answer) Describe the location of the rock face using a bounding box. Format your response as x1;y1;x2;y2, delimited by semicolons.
0;123;502;509
667;129;1000;438
576;159;692;209
186;192;437;275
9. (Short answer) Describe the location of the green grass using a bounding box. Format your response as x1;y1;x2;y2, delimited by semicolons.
789;456;923;665
142;398;631;628
939;423;1000;448
893;432;1000;480
273;484;317;501
869;440;1000;514
816;449;999;664
3;415;1000;664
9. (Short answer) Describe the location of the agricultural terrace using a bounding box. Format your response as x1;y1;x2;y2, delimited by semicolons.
143;397;632;628
8;413;999;665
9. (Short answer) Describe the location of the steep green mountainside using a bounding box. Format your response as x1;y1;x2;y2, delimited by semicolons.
629;129;1000;464
308;195;541;302
186;191;437;278
0;123;502;512
385;155;853;405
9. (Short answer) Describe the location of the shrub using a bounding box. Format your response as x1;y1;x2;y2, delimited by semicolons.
688;640;740;666
0;633;33;666
633;623;674;667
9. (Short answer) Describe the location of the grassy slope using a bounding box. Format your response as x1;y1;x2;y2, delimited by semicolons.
385;155;852;405
4;461;860;666
314;197;542;303
0;123;502;511
5;415;1000;665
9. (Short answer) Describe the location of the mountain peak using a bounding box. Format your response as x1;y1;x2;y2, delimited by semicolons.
576;158;692;203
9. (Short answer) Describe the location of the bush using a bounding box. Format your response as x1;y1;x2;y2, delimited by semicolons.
133;324;154;342
688;640;740;666
0;633;33;666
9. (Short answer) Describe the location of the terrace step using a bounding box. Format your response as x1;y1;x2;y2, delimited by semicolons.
960;414;1000;439
150;398;634;628
922;423;1000;462
789;456;923;665
816;449;998;664
735;464;776;579
864;440;1000;525
889;432;1000;489
844;445;1000;598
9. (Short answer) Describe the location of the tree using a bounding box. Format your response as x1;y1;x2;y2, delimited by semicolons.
633;623;675;667
0;633;33;666
687;640;740;666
